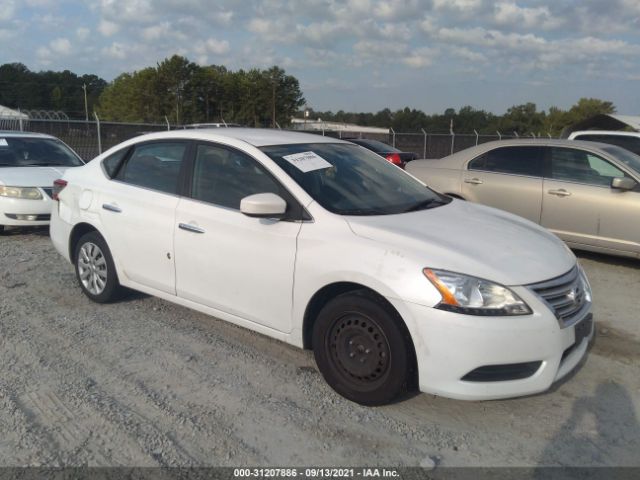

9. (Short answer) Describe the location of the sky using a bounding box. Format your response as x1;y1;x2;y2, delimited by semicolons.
1;0;640;115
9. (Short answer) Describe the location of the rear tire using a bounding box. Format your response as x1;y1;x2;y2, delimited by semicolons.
74;231;122;303
0;225;5;235
312;290;414;406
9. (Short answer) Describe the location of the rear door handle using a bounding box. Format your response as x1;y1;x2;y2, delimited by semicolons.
102;203;122;213
179;223;205;234
464;178;483;185
548;189;572;197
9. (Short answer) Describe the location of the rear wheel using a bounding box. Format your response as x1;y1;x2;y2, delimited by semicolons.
0;225;4;235
74;231;122;303
312;290;414;405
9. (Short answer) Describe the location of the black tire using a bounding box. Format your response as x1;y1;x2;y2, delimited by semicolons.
74;231;122;303
312;290;415;406
0;225;5;235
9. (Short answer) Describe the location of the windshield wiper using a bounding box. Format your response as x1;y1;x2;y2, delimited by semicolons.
402;198;448;213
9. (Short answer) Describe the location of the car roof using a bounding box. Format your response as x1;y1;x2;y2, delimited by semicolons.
570;130;640;138
0;130;57;139
132;128;350;147
436;138;619;168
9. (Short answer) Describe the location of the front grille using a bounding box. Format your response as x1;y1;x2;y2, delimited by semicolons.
528;266;590;328
41;187;54;198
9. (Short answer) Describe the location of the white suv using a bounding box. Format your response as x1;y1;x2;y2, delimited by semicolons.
569;130;640;156
50;129;593;405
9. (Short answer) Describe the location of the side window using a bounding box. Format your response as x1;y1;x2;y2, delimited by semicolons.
191;143;286;210
102;147;129;178
116;142;186;194
550;148;626;186
468;147;543;177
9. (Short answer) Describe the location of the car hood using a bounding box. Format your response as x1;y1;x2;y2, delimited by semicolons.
345;199;575;286
0;166;72;187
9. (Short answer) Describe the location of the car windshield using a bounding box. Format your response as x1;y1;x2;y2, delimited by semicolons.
353;139;400;153
601;145;640;174
0;137;83;167
260;143;449;216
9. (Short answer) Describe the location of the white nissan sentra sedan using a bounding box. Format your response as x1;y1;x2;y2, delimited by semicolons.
49;129;593;405
0;131;84;233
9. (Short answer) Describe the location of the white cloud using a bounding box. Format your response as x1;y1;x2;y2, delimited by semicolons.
493;2;563;30
98;19;120;36
403;47;438;68
0;0;16;21
195;38;230;55
102;42;127;59
50;37;72;56
76;27;90;40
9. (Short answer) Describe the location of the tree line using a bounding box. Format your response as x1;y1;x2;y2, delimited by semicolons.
308;98;616;137
0;58;616;135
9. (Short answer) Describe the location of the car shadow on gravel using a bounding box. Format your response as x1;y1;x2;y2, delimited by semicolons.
0;226;49;237
575;250;639;269
535;382;640;472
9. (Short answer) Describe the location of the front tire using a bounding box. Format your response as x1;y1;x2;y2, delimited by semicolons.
312;290;415;406
74;231;122;303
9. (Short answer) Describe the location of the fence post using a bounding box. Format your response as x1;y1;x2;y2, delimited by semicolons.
18;108;24;131
450;127;455;155
165;115;170;131
421;128;427;158
474;129;479;146
390;127;396;148
94;112;102;155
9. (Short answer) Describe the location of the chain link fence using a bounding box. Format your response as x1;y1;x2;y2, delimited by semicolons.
2;118;523;161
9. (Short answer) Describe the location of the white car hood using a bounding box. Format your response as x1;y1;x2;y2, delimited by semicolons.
0;166;71;187
345;199;575;286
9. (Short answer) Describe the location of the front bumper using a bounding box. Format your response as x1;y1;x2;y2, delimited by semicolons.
0;191;54;226
391;285;593;401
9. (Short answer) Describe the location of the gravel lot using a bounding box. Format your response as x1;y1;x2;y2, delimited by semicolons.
0;227;638;468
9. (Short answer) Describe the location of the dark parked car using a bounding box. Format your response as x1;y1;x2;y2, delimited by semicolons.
347;138;418;168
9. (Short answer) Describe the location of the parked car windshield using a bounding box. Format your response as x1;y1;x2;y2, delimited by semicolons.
601;145;640;175
0;137;83;167
260;143;449;215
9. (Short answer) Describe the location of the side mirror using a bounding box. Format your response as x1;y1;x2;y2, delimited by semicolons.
240;193;287;218
610;177;637;191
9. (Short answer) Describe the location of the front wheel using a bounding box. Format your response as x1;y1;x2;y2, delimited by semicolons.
74;231;122;303
312;290;415;406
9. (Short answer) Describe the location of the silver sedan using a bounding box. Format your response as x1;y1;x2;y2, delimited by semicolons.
406;139;640;258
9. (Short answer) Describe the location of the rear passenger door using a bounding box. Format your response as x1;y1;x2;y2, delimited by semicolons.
99;141;189;295
462;146;544;222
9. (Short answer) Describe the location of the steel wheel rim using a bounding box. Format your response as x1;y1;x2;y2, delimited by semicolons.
326;312;392;388
78;242;108;295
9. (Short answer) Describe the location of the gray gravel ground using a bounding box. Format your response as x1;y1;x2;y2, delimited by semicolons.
0;227;638;467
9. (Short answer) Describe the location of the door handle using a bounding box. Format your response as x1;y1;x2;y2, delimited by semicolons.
102;203;122;213
548;189;572;197
464;178;483;185
179;223;206;234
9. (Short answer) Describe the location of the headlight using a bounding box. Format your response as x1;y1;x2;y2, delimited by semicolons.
0;186;43;200
578;264;592;303
423;268;532;316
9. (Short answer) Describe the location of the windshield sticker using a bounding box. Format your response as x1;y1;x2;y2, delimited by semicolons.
0;139;8;147
282;151;332;173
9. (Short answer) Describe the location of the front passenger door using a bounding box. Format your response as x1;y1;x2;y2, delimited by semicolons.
174;142;303;333
541;147;640;253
